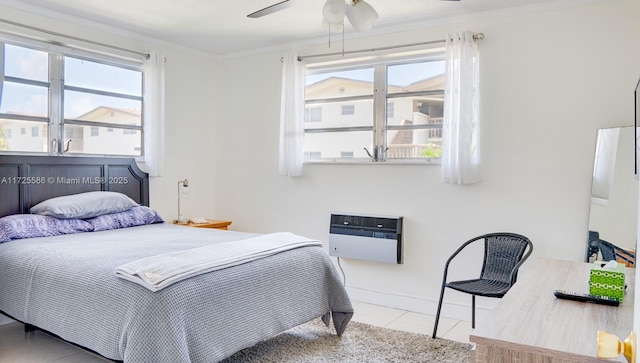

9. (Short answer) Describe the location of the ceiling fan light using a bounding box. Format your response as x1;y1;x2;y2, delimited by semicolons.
346;0;378;32
322;0;347;23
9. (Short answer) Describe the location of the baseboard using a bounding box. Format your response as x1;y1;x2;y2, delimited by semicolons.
0;315;16;325
346;286;497;323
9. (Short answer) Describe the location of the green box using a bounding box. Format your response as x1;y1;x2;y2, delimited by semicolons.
589;262;626;302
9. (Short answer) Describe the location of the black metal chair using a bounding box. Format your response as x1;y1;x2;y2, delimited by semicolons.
585;230;600;262
598;239;616;261
432;233;533;339
598;239;635;267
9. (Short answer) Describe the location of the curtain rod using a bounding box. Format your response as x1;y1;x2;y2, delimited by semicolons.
0;17;150;59
296;32;484;62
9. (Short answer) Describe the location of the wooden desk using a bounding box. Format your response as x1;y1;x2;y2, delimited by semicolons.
470;259;634;363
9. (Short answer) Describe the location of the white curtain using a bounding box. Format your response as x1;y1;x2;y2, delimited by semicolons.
142;51;165;177
0;43;4;106
278;51;305;177
441;31;481;185
592;128;620;205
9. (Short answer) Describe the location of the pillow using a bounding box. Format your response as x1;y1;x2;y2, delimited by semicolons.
85;206;164;232
0;214;94;243
30;191;139;219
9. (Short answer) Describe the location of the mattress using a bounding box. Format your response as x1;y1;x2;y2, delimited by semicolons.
0;223;353;362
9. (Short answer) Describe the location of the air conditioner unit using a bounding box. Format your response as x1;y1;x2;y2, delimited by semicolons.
329;213;403;264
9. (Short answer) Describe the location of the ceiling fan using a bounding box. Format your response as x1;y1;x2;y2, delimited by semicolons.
247;0;294;18
248;0;461;32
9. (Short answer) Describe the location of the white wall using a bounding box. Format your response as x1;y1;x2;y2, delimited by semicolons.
0;3;219;222
212;0;640;320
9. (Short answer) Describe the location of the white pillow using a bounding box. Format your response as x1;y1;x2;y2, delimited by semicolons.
30;191;139;219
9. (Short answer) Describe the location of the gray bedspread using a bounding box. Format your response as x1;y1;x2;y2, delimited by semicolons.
0;224;353;362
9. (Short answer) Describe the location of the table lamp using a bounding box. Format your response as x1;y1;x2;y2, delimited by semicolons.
174;179;189;224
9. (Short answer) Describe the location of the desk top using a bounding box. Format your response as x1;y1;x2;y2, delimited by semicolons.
470;259;634;362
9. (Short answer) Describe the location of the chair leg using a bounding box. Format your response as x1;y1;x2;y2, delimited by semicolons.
472;295;476;329
432;284;447;339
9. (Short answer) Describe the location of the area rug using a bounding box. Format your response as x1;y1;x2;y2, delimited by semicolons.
221;319;472;363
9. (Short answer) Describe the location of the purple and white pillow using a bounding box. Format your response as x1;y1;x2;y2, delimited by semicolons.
0;214;94;243
85;206;164;232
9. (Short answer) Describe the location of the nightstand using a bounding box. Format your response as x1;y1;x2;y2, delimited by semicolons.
174;219;232;230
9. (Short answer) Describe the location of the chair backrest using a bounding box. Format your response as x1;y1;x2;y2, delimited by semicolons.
480;233;532;285
598;240;617;261
586;230;600;262
598;239;636;267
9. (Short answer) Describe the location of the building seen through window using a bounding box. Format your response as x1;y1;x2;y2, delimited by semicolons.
304;55;445;162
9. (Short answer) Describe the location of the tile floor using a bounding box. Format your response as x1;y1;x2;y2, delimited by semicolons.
350;301;473;343
0;302;472;362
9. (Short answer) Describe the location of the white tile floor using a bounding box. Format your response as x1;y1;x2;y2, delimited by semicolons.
350;301;473;343
0;302;472;362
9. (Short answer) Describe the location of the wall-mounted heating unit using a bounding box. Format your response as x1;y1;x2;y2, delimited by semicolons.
329;214;403;264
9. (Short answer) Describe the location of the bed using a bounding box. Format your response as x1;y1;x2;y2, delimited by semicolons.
0;155;353;363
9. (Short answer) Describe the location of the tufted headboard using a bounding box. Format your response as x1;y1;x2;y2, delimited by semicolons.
0;155;149;218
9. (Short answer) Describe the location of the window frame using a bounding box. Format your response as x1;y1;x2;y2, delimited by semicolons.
0;35;145;157
303;50;446;164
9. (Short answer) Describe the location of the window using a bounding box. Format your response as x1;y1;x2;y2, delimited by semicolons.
341;105;355;115
0;40;143;156
63;57;142;156
303;51;445;162
305;107;322;122
5;128;11;139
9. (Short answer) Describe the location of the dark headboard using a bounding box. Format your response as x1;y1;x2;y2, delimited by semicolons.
0;155;149;218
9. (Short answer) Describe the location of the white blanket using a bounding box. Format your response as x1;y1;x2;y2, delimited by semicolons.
115;232;321;292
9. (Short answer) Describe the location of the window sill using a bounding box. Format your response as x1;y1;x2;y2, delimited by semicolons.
304;158;441;166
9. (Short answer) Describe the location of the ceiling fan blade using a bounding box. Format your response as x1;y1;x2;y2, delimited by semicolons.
247;0;293;18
